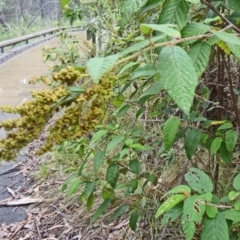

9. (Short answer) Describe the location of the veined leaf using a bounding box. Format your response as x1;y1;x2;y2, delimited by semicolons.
201;213;229;240
163;117;181;150
106;135;125;153
210;137;222;155
140;23;181;38
140;80;163;98
159;46;198;115
233;173;240;191
141;0;163;12
213;31;240;46
162;185;191;199
129;159;141;174
81;181;96;204
185;168;213;194
228;44;240;60
87;54;119;83
94;151;105;172
181;22;211;46
131;64;158;80
222;209;240;222
184;129;202;159
106;164;120;189
219;142;233;164
217;122;233;131
182;195;206;240
188;42;211;77
155;194;186;219
206;205;218;218
130;209;140;231
161;203;183;226
229;0;240;13
68;179;84;196
91;130;108;143
90;198;111;223
225;129;238;152
110;204;129;221
158;0;189;29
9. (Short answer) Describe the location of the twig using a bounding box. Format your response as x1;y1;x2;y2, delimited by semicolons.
35;219;42;240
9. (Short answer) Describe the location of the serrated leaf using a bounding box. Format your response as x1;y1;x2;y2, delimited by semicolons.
210;137;222;155
68;179;83;196
163;117;181;150
87;54;119;83
228;44;240;60
219;142;233;164
127;178;138;193
90;198;111;223
185;168;213;194
158;0;189;30
91;130;108;143
182;195;206;240
140;23;181;38
81;181;96;202
188;41;211;77
110;204;129;221
206;205;218;218
161;203;183;226
181;22;211;46
162;185;191;199
225;129;238;152
129;159;141;174
94;151;105;172
130;209;140;231
213;31;240;46
106;164;120;189
217;122;233;131
233;173;240;191
201;213;229;240
106;135;124;153
131;64;158;80
155;194;186;219
140;80;163;98
222;209;240;222
184;129;202;159
159;46;198;115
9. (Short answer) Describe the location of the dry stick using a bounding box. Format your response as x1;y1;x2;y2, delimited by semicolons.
201;0;240;34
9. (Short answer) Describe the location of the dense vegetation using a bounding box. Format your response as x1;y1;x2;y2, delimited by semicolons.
2;0;240;239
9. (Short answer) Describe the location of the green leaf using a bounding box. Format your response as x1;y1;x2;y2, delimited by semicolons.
233;173;240;191
206;205;218;218
163;117;181;150
68;179;83;196
185;168;213;194
94;151;105;172
184;129;202;159
228;44;240;60
225;129;238;152
110;204;129;221
201;213;229;240
91;130;108;143
81;181;96;201
162;185;191;199
140;80;163;98
234;200;240;211
106;135;125;153
113;95;125;108
228;191;240;201
182;195;207;240
140;23;181;38
102;187;115;200
87;54;119;83
158;46;198;115
60;0;70;8
117;104;131;117
87;193;95;211
217;122;233;131
161;203;183;226
181;22;211;46
129;159;141;174
106;164;120;189
219;142;233;164
222;209;240;222
131;64;158;80
155;194;186;219
188;42;211;77
127;178;138;193
213;31;240;46
130;209;140;231
90;198;111;223
186;0;200;3
210;137;222;155
158;0;189;30
229;0;240;13
136;106;146;119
